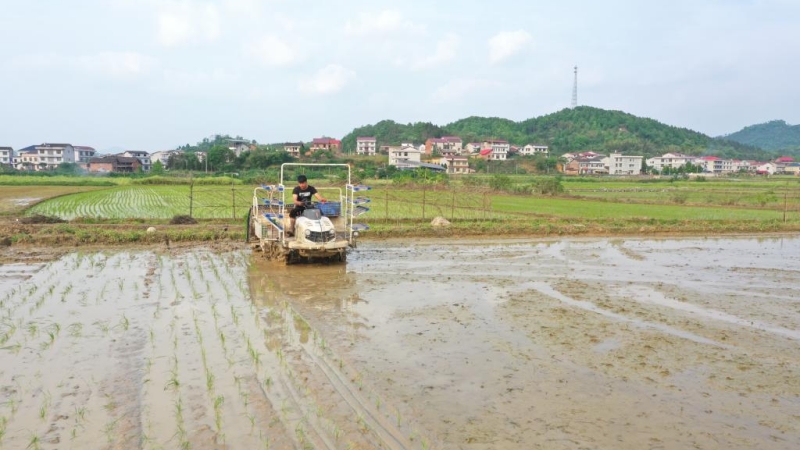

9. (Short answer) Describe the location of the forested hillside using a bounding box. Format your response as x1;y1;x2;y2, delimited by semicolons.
342;107;772;160
721;120;800;152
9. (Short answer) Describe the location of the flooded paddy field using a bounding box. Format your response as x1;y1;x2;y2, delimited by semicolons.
1;236;799;449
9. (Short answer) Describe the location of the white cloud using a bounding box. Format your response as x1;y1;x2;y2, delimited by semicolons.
345;10;422;36
432;78;500;102
245;35;303;67
408;34;459;70
488;30;533;64
156;1;221;47
298;64;356;96
11;52;156;80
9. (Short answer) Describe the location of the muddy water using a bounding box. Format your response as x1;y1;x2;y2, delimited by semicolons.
0;236;798;450
251;236;800;450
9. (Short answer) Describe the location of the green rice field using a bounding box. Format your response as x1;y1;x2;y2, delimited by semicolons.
20;181;799;223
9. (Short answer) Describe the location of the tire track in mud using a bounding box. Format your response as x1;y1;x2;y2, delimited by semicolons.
250;263;419;450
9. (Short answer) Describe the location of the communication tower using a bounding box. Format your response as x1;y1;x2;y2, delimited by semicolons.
571;65;578;108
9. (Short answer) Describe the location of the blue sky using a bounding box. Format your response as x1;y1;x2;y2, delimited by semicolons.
2;0;799;151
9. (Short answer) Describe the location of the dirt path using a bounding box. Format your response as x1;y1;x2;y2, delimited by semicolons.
1;236;799;449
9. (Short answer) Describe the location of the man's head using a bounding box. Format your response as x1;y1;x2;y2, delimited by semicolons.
297;174;308;186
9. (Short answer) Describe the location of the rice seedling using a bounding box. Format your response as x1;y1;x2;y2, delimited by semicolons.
93;320;110;335
27;433;41;450
0;415;6;444
213;395;225;432
75;406;87;423
205;372;214;393
67;323;83;338
117;314;130;331
27;322;38;338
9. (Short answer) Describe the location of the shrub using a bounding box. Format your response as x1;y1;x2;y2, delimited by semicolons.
170;215;198;225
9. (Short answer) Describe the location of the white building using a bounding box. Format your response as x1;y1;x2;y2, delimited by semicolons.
228;139;250;157
756;162;777;175
73;146;97;164
699;157;734;174
388;145;422;168
122;150;151;172
356;137;377;156
0;147;13;167
607;153;643;175
151;150;181;168
483;140;509;160
283;143;302;157
519;144;549;156
645;152;697;172
34;143;76;170
440;156;470;174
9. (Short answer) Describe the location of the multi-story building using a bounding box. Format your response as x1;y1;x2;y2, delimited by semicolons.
122;150;151;172
356;137;377;156
0;147;13;167
645;152;698;172
283;143;302;157
73;146;97;164
228;139;251;157
699;156;734;174
425;136;463;154
17;149;39;170
519;144;549;156
607;153;643;175
440;156;470;174
88;155;142;173
464;142;482;154
310;137;341;153
388;145;422;168
151;150;181;169
31;143;76;170
482;140;509;160
564;155;607;175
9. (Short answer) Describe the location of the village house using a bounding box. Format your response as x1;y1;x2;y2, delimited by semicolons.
74;146;97;164
150;150;181;169
31;143;77;170
699;156;735;174
121;150;151;172
519;144;549;156
356;137;377;156
88;155;142;173
16;148;39;170
607;152;643;175
784;162;800;175
310;137;341;153
283;142;302;157
228;139;251;157
464;142;482;154
425;136;463;154
440;155;470;174
564;155;607;175
756;162;777;175
388;145;422;168
0;147;13;167
645;152;699;172
481;140;509;160
561;151;601;163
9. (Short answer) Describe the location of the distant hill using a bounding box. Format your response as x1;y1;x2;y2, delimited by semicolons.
720;120;800;152
342;107;770;161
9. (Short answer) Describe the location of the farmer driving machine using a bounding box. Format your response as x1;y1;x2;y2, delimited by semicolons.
249;163;370;264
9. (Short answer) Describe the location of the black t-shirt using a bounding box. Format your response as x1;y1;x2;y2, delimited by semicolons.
292;185;317;205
